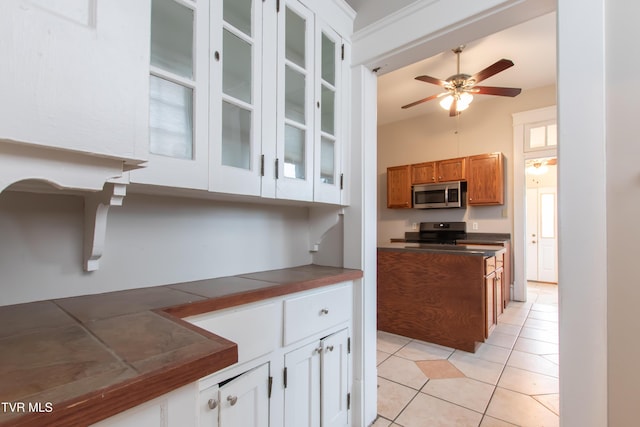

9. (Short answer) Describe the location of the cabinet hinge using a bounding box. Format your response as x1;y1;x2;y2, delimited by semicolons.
347;337;351;354
283;367;287;388
341;44;345;61
340;173;344;190
260;154;265;177
268;376;273;398
347;393;351;410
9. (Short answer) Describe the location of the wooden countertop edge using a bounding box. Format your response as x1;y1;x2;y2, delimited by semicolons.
1;268;363;427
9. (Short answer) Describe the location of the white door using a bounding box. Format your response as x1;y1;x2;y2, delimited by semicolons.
320;329;349;427
526;187;558;283
218;363;270;427
284;340;321;427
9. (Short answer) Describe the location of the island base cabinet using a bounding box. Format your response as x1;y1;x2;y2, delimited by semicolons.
199;363;270;427
284;328;350;427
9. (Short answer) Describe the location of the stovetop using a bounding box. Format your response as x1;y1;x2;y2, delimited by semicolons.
406;221;468;244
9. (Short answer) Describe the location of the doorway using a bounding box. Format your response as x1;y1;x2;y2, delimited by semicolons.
525;158;558;284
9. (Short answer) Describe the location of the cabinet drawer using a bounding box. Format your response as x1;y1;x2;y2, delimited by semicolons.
187;302;278;366
283;284;352;346
484;256;496;274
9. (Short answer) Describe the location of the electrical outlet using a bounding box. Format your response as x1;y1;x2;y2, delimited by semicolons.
412;223;418;230
472;222;479;230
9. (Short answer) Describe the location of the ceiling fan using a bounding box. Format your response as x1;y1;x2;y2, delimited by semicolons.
401;46;522;116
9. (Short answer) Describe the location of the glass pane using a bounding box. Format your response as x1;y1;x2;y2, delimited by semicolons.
224;0;252;36
284;124;305;179
321;33;335;85
151;0;194;78
529;126;546;148
320;137;335;184
149;76;193;159
285;66;306;123
321;85;335;135
223;29;252;103
222;102;252;170
547;124;558;146
540;193;555;238
285;7;306;68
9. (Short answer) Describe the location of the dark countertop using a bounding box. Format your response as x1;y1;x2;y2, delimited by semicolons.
378;242;506;257
0;265;362;427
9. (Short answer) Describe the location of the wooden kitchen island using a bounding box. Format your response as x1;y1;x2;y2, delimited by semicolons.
377;243;506;352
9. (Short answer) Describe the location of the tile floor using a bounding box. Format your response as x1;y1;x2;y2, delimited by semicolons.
374;282;559;427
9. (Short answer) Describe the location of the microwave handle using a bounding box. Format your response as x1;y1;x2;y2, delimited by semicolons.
444;185;449;206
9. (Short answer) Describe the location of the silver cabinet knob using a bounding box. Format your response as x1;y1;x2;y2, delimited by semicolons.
207;399;218;410
315;346;323;354
320;308;329;315
532;240;537;244
227;395;238;406
326;345;334;352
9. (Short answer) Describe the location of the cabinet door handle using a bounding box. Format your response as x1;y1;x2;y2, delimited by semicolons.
227;395;238;406
207;399;218;410
214;51;220;61
314;346;324;354
326;345;334;352
320;308;329;315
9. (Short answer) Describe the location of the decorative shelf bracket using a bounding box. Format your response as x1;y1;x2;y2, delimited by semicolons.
83;182;127;271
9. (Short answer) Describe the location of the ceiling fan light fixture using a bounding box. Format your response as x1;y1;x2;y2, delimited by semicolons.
526;162;549;175
439;92;473;111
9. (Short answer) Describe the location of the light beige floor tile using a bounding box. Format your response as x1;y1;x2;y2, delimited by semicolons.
493;323;522;336
507;350;559;377
531;303;558;313
377;355;428;390
479;415;518;426
448;351;505;385
541;353;559;365
377;350;391;366
498;366;559;395
486;387;559;427
527;310;558;322
533;393;560;416
484;331;519;349
519;327;559;344
376;377;418;420
377;331;411;354
497;312;528;326
421;377;496;413
395;339;454;361
395;393;483;427
454;343;511;365
513;337;558;355
524;317;558;331
536;294;558;305
371;416;392;427
415;360;465;379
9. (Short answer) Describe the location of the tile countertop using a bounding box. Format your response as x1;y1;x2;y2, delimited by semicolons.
0;265;362;427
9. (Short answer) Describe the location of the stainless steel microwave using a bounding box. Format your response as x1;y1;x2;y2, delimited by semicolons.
412;181;466;209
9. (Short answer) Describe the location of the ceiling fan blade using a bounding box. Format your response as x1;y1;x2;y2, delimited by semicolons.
449;98;458;117
401;93;442;109
415;75;448;86
472;86;522;97
470;59;514;84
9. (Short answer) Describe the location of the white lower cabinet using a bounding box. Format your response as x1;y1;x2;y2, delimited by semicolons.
199;363;270;427
284;328;350;427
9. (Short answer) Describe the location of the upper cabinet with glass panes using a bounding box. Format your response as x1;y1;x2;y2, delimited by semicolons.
132;0;354;204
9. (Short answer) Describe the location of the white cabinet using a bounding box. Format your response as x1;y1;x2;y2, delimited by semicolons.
89;383;198;427
284;328;350;427
0;0;149;165
130;0;210;190
199;363;270;427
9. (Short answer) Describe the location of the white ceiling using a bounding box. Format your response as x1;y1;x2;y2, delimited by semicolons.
365;11;557;125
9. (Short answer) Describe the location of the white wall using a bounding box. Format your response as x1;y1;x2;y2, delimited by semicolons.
377;84;556;243
0;191;313;306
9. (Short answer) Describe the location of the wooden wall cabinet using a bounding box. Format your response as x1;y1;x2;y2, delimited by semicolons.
467;152;504;205
410;162;436;184
386;165;412;208
411;157;466;185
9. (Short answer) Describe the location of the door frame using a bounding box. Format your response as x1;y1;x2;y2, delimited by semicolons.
512;106;557;300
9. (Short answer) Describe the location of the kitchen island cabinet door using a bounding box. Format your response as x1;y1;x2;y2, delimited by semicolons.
467;152;504;205
485;272;496;338
387;165;412;208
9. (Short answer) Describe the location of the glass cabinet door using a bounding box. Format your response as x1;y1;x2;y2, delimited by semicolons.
132;0;210;189
210;0;263;196
276;1;314;201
